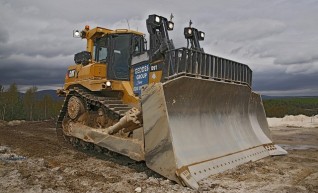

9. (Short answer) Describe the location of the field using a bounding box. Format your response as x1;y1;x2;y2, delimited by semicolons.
263;97;318;118
0;120;318;193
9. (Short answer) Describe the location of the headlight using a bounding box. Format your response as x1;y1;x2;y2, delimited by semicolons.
199;31;205;41
168;21;174;30
184;27;194;39
106;81;112;87
73;30;81;38
155;16;161;23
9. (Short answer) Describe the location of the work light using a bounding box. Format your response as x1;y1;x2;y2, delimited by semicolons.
184;27;193;38
168;21;174;30
106;81;112;87
73;30;81;38
155;16;161;23
199;31;205;41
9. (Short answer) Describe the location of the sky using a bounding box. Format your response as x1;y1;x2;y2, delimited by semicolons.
0;0;317;96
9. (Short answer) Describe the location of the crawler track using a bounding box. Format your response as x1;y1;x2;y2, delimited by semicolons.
54;88;157;177
56;87;132;151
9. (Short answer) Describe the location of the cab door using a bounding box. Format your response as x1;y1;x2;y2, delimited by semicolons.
107;34;132;80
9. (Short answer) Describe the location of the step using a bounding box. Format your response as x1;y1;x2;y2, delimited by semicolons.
108;104;128;108
102;100;123;105
114;107;131;111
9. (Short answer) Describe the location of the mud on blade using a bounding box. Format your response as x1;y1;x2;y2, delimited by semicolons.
141;76;287;189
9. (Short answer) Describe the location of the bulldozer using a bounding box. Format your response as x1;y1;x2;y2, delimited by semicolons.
56;14;287;189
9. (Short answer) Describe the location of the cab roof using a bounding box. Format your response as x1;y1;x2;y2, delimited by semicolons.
86;27;144;39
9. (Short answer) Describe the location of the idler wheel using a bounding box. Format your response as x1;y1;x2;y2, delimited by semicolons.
67;96;85;120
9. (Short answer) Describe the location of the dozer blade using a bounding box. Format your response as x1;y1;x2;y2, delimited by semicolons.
141;76;287;189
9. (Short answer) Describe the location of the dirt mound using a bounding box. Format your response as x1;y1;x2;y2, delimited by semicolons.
282;114;308;122
268;114;318;128
7;120;25;126
0;121;7;127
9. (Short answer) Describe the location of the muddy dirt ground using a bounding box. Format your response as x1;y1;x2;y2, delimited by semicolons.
0;121;317;193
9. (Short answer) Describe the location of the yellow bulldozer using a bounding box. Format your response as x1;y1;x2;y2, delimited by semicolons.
56;14;287;189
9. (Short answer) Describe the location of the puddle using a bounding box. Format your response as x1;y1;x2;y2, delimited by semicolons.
0;145;26;162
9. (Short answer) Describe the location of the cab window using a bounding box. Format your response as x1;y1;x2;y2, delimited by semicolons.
133;35;145;55
94;37;107;63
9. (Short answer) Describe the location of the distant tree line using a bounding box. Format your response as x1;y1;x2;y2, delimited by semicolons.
0;83;63;121
263;97;318;118
1;83;317;120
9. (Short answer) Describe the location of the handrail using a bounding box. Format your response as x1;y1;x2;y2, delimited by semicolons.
164;48;252;87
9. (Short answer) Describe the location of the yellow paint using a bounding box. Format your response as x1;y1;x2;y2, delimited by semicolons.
149;61;163;84
121;81;139;106
149;71;162;84
63;25;154;107
92;64;106;77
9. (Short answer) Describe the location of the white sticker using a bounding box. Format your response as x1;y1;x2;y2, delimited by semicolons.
68;70;76;78
151;73;156;79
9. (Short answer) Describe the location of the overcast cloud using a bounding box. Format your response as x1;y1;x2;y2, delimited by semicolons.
0;0;317;95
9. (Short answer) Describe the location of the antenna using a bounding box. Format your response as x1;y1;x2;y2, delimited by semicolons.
170;13;174;21
126;19;130;30
189;20;193;27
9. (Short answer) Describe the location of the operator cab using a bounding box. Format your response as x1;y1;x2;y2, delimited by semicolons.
93;32;146;80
